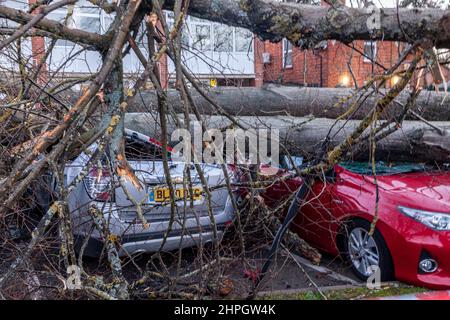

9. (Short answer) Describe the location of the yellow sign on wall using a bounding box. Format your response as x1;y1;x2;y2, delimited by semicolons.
210;79;217;87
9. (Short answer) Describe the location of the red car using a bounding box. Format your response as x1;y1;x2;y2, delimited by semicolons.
249;161;450;289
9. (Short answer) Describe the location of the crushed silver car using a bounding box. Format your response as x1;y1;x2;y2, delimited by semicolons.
56;129;234;257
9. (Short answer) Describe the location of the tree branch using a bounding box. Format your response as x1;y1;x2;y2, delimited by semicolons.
0;4;105;49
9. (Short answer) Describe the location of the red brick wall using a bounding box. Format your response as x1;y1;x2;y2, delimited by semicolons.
29;0;47;83
325;40;405;88
159;53;169;89
261;39;410;88
260;41;324;86
254;39;265;87
30;36;46;66
255;0;414;88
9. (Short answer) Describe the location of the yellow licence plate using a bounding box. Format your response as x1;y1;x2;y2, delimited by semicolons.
149;186;203;203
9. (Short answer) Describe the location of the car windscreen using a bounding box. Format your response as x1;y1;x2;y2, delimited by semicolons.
339;161;428;176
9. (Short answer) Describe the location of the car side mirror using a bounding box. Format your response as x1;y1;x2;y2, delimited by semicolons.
281;155;304;171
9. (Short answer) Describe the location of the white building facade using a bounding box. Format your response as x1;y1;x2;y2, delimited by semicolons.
0;0;257;86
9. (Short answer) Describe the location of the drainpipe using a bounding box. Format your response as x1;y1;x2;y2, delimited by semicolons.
303;51;307;87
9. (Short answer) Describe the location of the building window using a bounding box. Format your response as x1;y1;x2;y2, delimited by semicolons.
192;24;212;51
363;41;377;63
47;2;110;38
1;0;27;27
46;3;108;49
165;13;253;54
235;28;253;53
167;21;189;49
214;24;233;52
74;16;101;34
282;38;293;68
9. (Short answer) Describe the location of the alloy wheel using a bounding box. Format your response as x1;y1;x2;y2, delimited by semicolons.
348;227;380;277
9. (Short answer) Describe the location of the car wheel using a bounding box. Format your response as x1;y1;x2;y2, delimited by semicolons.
342;219;395;282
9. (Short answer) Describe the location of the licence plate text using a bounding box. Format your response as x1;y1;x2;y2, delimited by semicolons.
149;186;203;203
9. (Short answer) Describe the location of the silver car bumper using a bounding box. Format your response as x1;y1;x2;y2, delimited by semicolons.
73;198;234;257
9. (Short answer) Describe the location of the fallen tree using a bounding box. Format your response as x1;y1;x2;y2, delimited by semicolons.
161;0;450;49
3;0;450;50
128;85;450;121
125;113;450;163
3;0;450;299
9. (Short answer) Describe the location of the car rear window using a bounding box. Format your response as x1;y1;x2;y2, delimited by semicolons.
125;136;168;161
339;161;428;175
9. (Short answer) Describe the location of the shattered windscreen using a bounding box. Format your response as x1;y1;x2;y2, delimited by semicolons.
339;161;428;176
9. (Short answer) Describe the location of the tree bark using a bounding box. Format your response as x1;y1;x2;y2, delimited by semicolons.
128;85;450;121
161;0;450;49
0;4;104;48
2;1;450;50
125;113;450;163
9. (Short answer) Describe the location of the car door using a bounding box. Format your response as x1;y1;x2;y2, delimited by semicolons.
330;167;376;222
291;172;335;252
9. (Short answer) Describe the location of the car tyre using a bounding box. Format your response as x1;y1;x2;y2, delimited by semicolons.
342;219;395;282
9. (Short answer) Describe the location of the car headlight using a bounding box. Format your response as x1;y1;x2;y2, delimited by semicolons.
399;206;450;231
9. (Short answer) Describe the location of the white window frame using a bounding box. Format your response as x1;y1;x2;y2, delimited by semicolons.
363;41;377;63
282;38;293;68
0;0;27;27
213;23;234;53
192;23;212;51
49;4;112;46
234;27;253;53
43;3;114;73
166;12;253;54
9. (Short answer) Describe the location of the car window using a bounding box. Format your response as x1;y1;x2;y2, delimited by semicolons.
125;136;170;161
340;161;427;175
279;155;304;170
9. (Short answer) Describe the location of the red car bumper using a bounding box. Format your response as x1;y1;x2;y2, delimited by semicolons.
382;213;450;290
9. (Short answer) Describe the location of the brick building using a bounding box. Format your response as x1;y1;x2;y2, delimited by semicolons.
254;0;413;88
257;38;413;88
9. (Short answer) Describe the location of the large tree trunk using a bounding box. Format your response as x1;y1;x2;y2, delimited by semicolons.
2;1;450;50
125;113;450;163
128;85;450;121
161;0;450;49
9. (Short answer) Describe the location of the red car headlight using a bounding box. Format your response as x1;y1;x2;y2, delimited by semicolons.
83;167;113;202
399;206;450;231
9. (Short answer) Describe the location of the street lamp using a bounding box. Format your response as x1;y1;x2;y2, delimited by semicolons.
339;74;350;87
391;75;400;86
